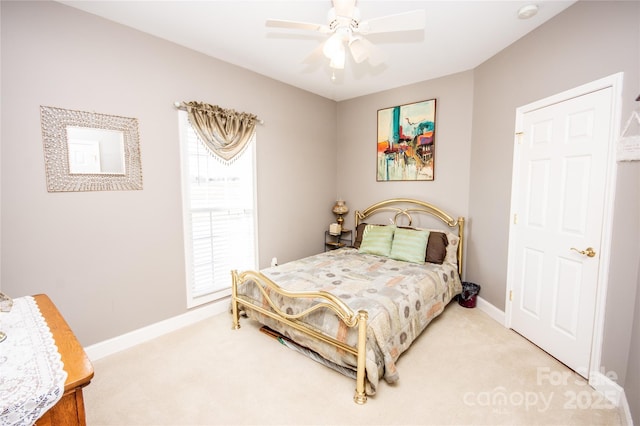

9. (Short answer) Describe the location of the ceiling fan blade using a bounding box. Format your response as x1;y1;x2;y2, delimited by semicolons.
349;37;386;67
358;9;426;35
266;19;328;33
332;0;356;18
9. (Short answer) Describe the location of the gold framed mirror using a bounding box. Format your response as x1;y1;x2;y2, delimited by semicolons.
40;106;143;192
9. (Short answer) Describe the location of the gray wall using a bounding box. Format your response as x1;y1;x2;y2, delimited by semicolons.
336;1;639;419
336;70;474;233
1;1;337;345
465;0;639;418
626;264;640;422
2;0;639;421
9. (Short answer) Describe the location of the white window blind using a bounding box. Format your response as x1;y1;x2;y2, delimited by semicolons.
178;111;257;307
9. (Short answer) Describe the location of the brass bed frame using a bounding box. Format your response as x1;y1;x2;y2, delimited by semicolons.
231;198;464;404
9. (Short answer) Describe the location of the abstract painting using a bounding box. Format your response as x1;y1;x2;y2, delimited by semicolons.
377;99;436;181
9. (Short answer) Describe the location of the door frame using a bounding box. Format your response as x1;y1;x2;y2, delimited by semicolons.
505;72;623;388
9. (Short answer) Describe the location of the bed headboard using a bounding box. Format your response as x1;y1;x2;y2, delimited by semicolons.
354;198;465;278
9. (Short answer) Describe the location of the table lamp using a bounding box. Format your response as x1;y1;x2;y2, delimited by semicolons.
332;199;349;227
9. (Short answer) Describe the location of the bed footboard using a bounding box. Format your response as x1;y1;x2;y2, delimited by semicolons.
231;269;369;404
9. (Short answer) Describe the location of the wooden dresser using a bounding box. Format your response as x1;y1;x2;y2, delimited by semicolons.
33;294;94;426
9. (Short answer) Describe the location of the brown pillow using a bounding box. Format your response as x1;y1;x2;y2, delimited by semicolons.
426;232;448;264
352;223;368;249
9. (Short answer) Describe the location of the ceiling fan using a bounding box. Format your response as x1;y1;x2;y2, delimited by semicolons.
266;0;426;70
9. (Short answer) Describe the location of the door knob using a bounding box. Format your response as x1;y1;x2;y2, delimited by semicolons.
570;247;596;257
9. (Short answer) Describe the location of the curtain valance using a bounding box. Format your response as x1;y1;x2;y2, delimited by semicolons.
183;101;259;164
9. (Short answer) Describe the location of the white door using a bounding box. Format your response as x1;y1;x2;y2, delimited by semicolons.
507;86;614;377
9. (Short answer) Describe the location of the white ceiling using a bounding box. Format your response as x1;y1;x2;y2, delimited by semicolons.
58;0;576;101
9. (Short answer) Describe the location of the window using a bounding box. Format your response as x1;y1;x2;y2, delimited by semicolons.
178;111;258;307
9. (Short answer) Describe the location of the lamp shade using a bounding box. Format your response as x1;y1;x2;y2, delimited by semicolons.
329;47;346;70
332;200;348;215
323;33;343;59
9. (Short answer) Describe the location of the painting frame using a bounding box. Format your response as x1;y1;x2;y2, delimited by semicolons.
377;98;436;181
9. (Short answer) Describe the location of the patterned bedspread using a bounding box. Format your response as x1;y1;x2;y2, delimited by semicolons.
236;247;462;394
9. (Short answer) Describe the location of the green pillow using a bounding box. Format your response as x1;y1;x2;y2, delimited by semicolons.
358;225;396;257
390;228;430;263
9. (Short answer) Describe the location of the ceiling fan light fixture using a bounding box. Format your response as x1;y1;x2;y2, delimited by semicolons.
329;43;346;69
329;56;345;70
348;37;369;64
327;7;338;30
322;32;343;59
267;1;428;72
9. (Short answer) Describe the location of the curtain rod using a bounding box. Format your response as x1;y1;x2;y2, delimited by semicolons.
173;101;264;125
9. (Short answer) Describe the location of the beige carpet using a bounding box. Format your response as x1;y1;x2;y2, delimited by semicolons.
84;303;623;425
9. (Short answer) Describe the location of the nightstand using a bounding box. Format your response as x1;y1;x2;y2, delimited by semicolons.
324;229;352;251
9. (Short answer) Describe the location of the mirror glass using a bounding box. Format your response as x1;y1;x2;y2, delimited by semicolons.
40;106;143;192
67;127;126;175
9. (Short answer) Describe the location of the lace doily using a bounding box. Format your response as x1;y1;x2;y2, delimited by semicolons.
0;296;67;426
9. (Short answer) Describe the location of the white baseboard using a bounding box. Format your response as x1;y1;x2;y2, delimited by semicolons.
590;370;633;425
88;296;505;361
474;297;633;424
475;296;506;326
85;297;229;361
85;294;635;425
620;391;633;426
